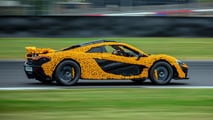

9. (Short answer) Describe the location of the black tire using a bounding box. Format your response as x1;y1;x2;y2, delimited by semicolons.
149;61;173;85
54;60;80;86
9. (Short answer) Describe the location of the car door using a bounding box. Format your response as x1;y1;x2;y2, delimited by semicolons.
94;45;147;76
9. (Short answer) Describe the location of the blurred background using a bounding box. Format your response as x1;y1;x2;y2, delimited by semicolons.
0;0;212;37
0;0;212;16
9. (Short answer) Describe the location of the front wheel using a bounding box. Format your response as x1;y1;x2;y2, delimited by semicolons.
149;61;173;85
54;60;80;86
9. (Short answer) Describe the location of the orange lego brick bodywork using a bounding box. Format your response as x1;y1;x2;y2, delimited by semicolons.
25;40;188;83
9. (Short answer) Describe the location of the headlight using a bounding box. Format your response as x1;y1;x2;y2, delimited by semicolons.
177;60;184;66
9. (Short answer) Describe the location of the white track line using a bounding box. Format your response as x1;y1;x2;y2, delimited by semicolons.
193;9;213;12
102;9;213;16
0;86;213;90
0;87;62;90
104;12;156;16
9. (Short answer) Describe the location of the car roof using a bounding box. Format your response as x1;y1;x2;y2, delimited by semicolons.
80;40;116;46
62;40;116;51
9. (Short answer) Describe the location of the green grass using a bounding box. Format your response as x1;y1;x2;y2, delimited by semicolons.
199;0;212;2
0;37;213;60
0;88;213;120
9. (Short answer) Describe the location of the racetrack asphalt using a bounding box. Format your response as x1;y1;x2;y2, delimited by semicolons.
0;61;213;88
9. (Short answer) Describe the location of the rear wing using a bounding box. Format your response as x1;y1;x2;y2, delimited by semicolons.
25;46;55;58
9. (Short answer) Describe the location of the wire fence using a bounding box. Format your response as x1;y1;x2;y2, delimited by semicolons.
0;0;212;16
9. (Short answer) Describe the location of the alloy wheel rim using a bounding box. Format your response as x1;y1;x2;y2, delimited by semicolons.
60;66;73;81
155;66;169;81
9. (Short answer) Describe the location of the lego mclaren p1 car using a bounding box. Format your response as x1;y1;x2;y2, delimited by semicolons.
24;40;188;85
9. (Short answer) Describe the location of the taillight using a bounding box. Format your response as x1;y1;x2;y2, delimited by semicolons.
26;53;38;58
31;56;50;65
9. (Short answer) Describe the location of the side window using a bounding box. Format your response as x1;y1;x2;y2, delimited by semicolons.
87;46;107;53
110;45;139;57
120;46;139;57
105;45;116;54
87;45;139;57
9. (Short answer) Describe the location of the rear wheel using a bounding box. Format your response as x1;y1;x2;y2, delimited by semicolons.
149;61;173;85
54;60;80;86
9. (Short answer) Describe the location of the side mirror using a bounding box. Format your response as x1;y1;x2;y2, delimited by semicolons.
136;54;142;60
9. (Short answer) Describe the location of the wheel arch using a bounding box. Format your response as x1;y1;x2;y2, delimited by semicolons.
52;58;81;80
148;59;175;78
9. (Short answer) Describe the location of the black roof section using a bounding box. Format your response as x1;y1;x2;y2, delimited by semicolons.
62;40;116;51
80;40;116;46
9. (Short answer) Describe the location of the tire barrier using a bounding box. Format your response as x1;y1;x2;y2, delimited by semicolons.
0;16;212;37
